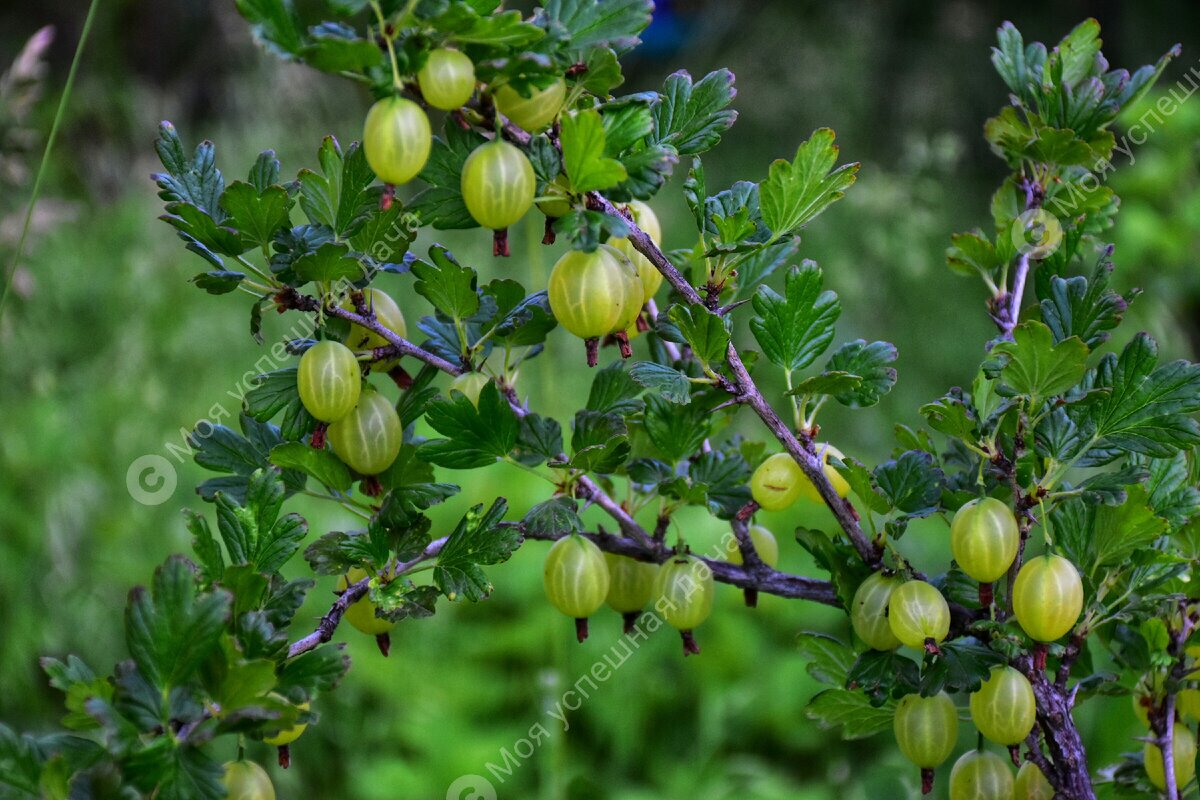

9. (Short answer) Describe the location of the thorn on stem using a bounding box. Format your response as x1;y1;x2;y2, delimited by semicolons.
622;611;640;635
277;745;291;769
493;228;510;257
542;216;556;245
681;630;701;656
575;617;590;643
585;337;599;367
375;633;391;657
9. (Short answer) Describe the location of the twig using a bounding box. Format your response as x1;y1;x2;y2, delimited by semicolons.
521;526;839;605
585;192;882;569
576;475;657;551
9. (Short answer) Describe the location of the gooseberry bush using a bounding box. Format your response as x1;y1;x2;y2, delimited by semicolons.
1;5;1196;799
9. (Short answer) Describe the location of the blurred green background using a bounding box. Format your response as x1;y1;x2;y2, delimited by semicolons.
1;1;1198;798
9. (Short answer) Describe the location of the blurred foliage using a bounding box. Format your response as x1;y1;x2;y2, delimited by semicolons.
0;2;1197;798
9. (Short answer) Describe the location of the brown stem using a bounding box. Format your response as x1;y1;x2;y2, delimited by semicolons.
680;630;700;656
574;617;589;643
542;216;556;245
614;329;632;358
621;611;640;634
277;745;290;769
585;336;599;367
493;228;510;257
1016;654;1097;799
310;423;327;450
920;767;934;795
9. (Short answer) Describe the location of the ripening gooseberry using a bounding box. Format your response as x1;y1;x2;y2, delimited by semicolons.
547;245;642;340
888;580;951;650
417;48;475;110
949;750;1014;800
724;525;780;568
327;389;402;475
222;760;275;800
609;200;664;305
1144;723;1197;791
796;443;851;502
950;497;1019;583
1014;762;1054;800
604;552;657;631
894;691;958;769
262;697;310;746
544;535;610;641
969;665;1036;746
340;288;407;371
461;138;536;244
851;572;903;651
1179;688;1200;722
363;96;431;185
448;372;490;407
654;555;715;654
297;340;361;423
750;453;804;511
493;77;567;132
1012;554;1084;643
337;567;395;636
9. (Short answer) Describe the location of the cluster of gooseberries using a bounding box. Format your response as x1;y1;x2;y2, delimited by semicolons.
749;445;851;512
1130;646;1200;791
845;497;1087;796
360;46;671;365
540;527;784;655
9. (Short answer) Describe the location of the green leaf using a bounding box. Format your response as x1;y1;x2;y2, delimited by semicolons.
569;410;631;473
824;340;897;408
1038;259;1130;348
650;69;738;156
642;396;710;463
1078;334;1200;459
873;451;943;519
992;321;1089;402
759;128;858;239
300;22;384;72
190;270;245;295
433;3;544;47
269;442;351;492
667;303;730;367
561;109;628;192
919;391;978;442
787;371;862;398
234;0;304;56
627;361;691;404
750;262;840;372
682;451;752;519
372;582;439;622
795;632;855;686
412;124;488;230
434;499;519;601
411;245;479;320
832;457;891;515
296;137;377;239
243;367;316;442
1057;487;1170;578
153;121;226;218
920;641;1005;696
600;100;652;155
221;181;292;251
845;650;920;704
552;209;631;252
522;496;583;537
578;47;625;95
292;241;365;283
126;557;231;690
191;416;305;503
1142;453;1200;528
419;381;519;469
805;689;895;740
946;231;1000;278
587;361;644;416
536;0;652;52
732;237;800;301
277;644;349;695
513;413;564;466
